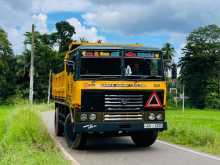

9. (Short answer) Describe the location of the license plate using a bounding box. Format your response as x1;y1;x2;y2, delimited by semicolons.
144;123;163;129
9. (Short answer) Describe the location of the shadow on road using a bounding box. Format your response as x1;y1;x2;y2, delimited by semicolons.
84;136;156;153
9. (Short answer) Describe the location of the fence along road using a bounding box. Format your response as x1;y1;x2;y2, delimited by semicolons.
41;111;220;165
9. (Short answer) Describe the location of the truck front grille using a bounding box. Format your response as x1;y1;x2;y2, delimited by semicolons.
81;90;164;112
104;94;143;111
104;113;143;121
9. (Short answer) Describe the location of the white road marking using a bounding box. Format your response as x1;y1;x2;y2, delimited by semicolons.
41;115;80;165
51;134;80;165
157;140;220;161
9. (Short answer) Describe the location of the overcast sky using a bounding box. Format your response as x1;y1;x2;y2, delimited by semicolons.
1;0;220;62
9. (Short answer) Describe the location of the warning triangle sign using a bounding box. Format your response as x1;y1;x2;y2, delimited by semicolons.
144;91;162;108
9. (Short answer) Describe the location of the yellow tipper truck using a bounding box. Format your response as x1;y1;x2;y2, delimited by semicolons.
52;42;167;149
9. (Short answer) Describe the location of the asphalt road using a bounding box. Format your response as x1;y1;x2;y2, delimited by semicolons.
41;111;220;165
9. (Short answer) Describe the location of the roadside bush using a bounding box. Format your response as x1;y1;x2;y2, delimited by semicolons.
205;92;220;110
4;95;28;105
0;108;68;165
160;124;220;155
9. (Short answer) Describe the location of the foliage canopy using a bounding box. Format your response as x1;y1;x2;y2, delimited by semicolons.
179;25;220;108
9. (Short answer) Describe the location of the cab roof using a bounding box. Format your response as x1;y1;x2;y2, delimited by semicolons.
78;45;161;52
69;42;161;52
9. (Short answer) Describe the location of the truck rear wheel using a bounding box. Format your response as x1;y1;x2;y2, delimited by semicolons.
131;131;158;147
55;105;64;136
64;114;87;149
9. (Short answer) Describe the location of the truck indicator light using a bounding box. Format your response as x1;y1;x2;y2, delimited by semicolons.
144;91;162;108
125;52;136;57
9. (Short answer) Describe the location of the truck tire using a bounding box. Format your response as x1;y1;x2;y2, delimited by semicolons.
64;114;87;149
131;131;158;147
54;105;64;136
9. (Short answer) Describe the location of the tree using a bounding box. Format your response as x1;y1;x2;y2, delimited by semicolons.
16;31;62;101
162;43;175;77
50;21;75;52
16;21;76;101
0;28;16;103
179;24;220;109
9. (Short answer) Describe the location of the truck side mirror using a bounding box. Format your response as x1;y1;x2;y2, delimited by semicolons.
66;61;75;74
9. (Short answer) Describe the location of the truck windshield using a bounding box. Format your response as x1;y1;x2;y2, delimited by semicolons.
79;50;163;79
80;57;121;78
124;58;162;79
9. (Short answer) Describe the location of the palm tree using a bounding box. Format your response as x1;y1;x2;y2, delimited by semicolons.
162;43;175;77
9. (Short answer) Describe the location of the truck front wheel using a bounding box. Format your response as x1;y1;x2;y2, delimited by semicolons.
64;114;87;149
131;131;158;147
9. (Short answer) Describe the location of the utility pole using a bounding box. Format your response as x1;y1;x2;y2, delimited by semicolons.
29;24;35;104
0;44;4;56
175;88;178;107
182;85;185;112
47;70;52;105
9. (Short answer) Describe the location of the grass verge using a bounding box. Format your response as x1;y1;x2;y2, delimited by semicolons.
0;105;69;165
159;108;220;157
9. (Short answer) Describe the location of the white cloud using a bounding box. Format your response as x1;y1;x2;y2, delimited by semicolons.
1;0;220;56
0;1;30;28
32;0;91;13
83;0;220;35
168;32;186;62
82;4;148;35
175;42;186;62
0;1;47;54
67;17;105;42
2;12;48;54
81;0;220;63
0;0;90;54
7;28;24;55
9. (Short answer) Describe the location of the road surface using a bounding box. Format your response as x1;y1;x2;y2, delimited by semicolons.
41;111;220;165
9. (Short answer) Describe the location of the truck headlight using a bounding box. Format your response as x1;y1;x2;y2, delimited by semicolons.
89;113;96;121
80;113;87;121
148;113;156;120
156;113;163;120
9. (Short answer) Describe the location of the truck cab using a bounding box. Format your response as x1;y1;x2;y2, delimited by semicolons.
52;42;167;149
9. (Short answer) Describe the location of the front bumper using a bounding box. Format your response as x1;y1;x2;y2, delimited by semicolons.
74;121;167;134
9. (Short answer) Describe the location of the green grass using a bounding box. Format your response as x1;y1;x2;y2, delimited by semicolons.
160;108;220;156
0;104;69;165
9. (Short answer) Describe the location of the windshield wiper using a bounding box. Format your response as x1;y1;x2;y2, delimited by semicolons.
94;75;120;80
81;75;120;80
123;75;143;79
142;75;163;79
123;75;163;79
